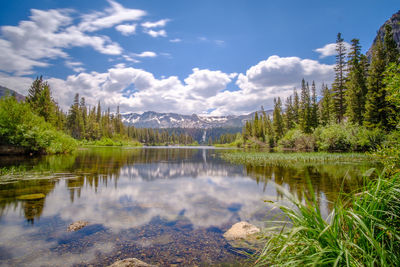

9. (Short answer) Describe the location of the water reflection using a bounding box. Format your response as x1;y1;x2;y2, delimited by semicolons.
0;148;374;266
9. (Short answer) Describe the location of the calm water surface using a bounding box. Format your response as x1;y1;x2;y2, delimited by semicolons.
0;147;374;266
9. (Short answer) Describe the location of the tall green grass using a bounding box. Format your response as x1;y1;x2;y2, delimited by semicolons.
221;152;373;167
254;170;400;266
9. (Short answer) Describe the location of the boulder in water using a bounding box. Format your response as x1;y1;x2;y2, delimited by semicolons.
223;221;260;240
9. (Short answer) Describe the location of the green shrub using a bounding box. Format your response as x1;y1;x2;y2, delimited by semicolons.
0;96;77;154
278;128;316;151
373;130;400;174
315;123;384;152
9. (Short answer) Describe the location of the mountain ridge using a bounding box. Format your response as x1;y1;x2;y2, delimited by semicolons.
121;110;272;129
366;10;400;60
0;86;25;102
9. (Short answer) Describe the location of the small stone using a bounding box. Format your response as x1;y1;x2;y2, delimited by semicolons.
223;221;260;240
108;258;157;267
67;220;89;232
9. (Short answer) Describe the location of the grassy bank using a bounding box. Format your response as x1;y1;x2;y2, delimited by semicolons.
254;170;400;266
220;151;374;166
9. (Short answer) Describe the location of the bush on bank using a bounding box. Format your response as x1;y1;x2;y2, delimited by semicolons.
0;96;77;154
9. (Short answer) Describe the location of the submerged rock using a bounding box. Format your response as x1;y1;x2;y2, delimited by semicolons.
67;220;89;232
223;221;260;240
108;258;157;267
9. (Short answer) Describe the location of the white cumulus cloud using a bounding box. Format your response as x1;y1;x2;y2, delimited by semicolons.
141;19;170;28
0;1;161;75
314;42;351;58
144;29;167;38
115;24;137;36
31;55;334;116
65;60;85;73
134;51;157;58
78;0;146;32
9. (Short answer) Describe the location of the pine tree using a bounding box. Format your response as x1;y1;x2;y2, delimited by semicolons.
26;76;57;124
67;93;84;139
79;97;87;138
384;24;400;64
264;114;275;148
96;101;101;123
345;39;368;125
332;33;347;123
364;38;387;129
273;97;284;139
299;79;312;133
383;24;400;129
284;96;295;130
319;84;334;126
365;25;399;130
293;88;300;124
310;81;319;128
243;121;252;141
252;112;259;138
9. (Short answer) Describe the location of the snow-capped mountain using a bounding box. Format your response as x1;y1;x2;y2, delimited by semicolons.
121;110;272;128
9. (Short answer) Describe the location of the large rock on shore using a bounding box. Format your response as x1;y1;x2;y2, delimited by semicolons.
223;221;260;240
108;258;157;267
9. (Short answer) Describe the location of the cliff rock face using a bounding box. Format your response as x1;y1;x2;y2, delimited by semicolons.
366;10;400;60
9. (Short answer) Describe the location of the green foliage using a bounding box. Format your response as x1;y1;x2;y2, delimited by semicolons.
278;128;316;151
273;98;284;139
284;96;295;131
345;39;368;125
315;123;384;152
26;76;58;125
254;171;400;266
373;130;400;174
319;84;335;126
81;136;142;147
0;96;77;154
310;81;319;129
299;79;312;133
364;24;399;131
384;63;400;126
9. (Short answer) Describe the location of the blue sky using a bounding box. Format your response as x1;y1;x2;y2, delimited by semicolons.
0;0;398;115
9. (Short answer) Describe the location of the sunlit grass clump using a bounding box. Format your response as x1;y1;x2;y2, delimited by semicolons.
254;170;400;266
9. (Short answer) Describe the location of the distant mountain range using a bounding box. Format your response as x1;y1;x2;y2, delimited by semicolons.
121;110;272;129
0;86;25;102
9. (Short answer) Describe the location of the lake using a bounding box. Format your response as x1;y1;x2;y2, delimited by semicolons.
0;147;374;266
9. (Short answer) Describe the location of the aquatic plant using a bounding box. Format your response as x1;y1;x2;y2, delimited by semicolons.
220;151;374;167
254;170;400;266
16;193;46;200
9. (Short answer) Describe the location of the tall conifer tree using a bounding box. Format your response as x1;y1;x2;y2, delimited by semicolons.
293;88;300;124
273;97;284;139
345;39;367;125
332;33;347;123
311;81;319;129
364;38;387;129
319;84;334;126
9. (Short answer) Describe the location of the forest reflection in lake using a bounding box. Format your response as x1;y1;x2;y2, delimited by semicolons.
0;147;375;266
